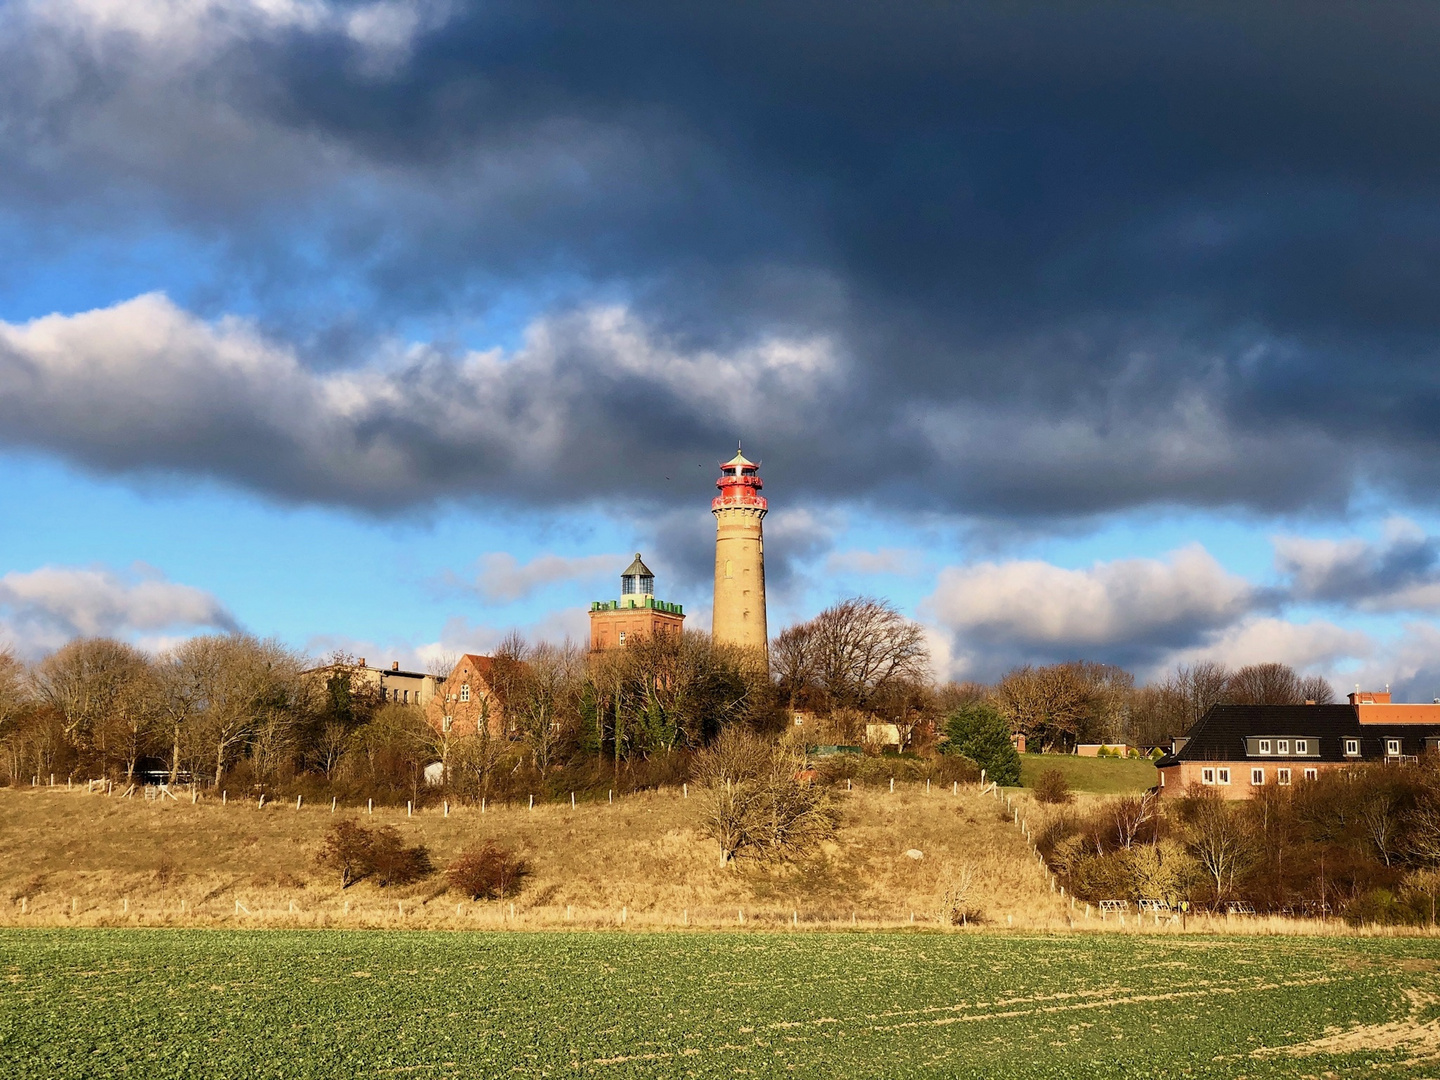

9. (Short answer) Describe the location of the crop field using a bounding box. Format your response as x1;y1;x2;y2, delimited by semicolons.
2;930;1438;1079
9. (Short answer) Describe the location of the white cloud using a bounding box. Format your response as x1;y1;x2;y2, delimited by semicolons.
926;543;1253;652
471;552;622;605
1274;517;1440;612
29;0;449;71
0;294;841;509
1163;616;1372;677
0;563;237;657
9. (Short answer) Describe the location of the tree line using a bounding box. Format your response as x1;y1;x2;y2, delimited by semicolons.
0;595;1348;797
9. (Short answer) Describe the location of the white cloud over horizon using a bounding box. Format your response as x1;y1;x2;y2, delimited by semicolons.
0;563;237;657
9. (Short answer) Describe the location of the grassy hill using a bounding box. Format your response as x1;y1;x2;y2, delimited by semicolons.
1018;753;1157;794
0;782;1069;930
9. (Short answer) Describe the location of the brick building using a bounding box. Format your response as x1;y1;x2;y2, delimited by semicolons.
589;553;685;651
1155;689;1440;798
425;653;507;739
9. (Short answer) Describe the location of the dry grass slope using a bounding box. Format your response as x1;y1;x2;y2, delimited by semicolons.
0;783;1070;930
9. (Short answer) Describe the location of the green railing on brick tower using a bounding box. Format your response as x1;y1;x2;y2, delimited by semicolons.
590;599;684;614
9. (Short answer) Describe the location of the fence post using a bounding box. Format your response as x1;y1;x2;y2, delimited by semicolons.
296;794;302;810
529;795;534;811
368;798;373;815
609;789;613;804
570;792;575;809
407;801;413;818
953;781;957;795
444;801;450;818
331;797;337;813
221;789;226;805
258;794;265;809
889;778;894;793
683;783;688;799
481;797;486;814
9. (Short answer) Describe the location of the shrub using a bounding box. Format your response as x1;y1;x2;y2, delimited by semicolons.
319;820;375;888
942;703;1021;786
447;841;529;900
317;820;432;888
694;728;839;865
1033;769;1073;805
368;826;433;886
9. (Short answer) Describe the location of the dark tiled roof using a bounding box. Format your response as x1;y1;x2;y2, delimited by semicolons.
1175;704;1440;763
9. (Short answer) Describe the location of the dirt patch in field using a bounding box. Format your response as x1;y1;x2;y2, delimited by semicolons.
1253;989;1440;1062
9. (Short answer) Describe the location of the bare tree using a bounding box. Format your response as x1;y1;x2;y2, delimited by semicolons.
775;598;930;713
1297;674;1335;704
30;638;155;772
1181;789;1256;903
512;640;583;771
169;634;303;787
1226;663;1303;705
693;727;837;865
1112;791;1157;850
993;664;1091;752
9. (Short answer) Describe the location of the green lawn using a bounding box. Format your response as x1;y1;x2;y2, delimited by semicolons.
1019;752;1159;794
2;929;1438;1078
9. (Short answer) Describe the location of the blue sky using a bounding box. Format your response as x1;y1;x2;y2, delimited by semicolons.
6;1;1440;697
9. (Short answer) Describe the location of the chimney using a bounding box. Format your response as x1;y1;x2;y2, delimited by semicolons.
392;661;400;671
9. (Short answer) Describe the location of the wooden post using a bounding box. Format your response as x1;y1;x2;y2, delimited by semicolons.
296;794;302;810
367;798;373;815
926;779;930;794
793;910;798;926
889;777;894;793
331;797;337;813
953;781;957;795
222;788;226;805
444;801;450;818
567;905;573;921
609;789;613;804
683;783;688;799
258;794;265;809
191;789;197;804
528;795;533;811
407;801;413;817
481;797;486;814
683;909;688;926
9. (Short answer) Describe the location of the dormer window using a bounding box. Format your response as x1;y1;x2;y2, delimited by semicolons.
1277;739;1290;754
1295;739;1307;755
1258;739;1272;755
1386;738;1401;756
1345;738;1359;756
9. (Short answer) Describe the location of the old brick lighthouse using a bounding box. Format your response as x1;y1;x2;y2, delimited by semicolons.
712;448;768;652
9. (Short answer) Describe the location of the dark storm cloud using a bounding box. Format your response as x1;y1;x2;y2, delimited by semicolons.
7;2;1440;520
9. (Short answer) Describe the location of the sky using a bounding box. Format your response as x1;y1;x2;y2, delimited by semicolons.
6;1;1440;696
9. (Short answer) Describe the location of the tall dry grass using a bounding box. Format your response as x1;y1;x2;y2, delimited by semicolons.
1;781;1433;935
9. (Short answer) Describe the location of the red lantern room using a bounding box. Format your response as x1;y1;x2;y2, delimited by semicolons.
712;449;768;511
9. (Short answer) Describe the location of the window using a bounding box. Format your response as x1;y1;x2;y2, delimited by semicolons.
1202;768;1215;785
1277;739;1290;754
618;632;627;645
724;559;733;579
1277;768;1292;785
1304;768;1318;781
1217;768;1231;785
442;715;453;733
1251;768;1265;786
1295;739;1308;754
403;689;409;704
1387;738;1401;756
381;688;389;701
1258;739;1272;755
1345;739;1359;756
460;684;471;703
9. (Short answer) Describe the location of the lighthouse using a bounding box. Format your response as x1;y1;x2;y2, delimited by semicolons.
711;448;768;653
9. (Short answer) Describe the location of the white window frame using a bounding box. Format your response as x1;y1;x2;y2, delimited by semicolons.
1277;739;1290;755
1277;768;1291;785
1258;739;1272;755
618;631;627;645
1304;767;1318;781
1295;739;1308;755
460;683;471;703
1386;738;1401;756
1202;768;1215;785
1345;738;1359;756
1251;768;1265;786
1217;768;1231;785
442;715;453;733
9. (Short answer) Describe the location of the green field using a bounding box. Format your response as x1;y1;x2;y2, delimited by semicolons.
2;930;1438;1078
1019;752;1158;793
